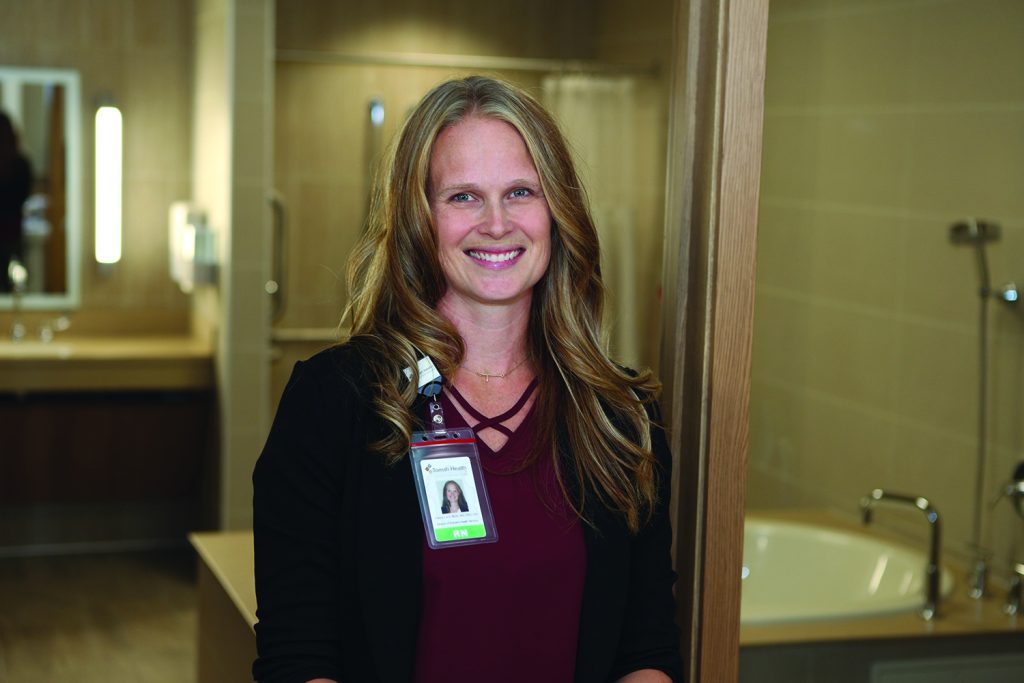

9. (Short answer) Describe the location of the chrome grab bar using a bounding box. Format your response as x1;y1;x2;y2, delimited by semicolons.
267;190;287;323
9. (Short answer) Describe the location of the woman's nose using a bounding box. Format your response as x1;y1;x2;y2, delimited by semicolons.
478;202;512;238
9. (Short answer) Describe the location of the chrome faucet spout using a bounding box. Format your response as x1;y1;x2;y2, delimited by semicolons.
7;258;28;342
859;488;942;621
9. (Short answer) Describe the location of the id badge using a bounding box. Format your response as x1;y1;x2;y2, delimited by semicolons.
410;428;498;549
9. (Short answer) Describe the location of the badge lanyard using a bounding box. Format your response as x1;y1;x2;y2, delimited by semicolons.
406;354;498;549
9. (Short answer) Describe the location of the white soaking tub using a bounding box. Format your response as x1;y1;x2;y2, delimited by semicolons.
741;517;954;625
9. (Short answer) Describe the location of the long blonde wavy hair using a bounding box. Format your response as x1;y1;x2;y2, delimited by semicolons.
345;75;662;532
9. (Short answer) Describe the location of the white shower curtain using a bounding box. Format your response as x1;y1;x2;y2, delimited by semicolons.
542;74;641;367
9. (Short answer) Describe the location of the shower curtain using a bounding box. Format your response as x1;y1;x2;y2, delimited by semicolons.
542;74;641;367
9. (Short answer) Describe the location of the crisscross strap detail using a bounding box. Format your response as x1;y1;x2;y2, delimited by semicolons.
446;378;538;437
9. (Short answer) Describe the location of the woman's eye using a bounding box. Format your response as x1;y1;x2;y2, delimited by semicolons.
451;192;474;203
509;188;532;199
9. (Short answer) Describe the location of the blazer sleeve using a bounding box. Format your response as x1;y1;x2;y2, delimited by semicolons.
251;359;354;683
610;402;685;682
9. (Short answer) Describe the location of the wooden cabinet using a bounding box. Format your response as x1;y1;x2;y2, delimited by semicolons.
0;336;216;551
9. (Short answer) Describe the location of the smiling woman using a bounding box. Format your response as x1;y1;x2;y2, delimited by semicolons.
252;75;682;683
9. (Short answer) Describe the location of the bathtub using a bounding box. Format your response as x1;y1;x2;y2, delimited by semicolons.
741;516;955;625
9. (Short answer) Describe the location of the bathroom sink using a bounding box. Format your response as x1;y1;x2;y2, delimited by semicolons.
741;517;954;624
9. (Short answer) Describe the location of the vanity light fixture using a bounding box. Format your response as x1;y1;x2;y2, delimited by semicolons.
94;103;122;265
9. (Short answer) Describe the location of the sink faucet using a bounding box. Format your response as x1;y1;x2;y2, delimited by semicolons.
860;488;942;621
7;258;27;341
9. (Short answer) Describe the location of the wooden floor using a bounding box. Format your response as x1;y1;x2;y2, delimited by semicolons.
0;547;197;683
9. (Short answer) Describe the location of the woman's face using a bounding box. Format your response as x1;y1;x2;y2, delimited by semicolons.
429;115;551;312
445;483;461;506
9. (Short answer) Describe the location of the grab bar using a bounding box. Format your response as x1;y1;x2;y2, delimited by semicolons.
267;190;287;322
365;98;385;229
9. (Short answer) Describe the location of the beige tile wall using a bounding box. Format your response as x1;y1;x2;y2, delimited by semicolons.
0;0;194;333
749;0;1024;575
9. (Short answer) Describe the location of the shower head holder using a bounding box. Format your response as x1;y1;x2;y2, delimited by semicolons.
949;219;1001;244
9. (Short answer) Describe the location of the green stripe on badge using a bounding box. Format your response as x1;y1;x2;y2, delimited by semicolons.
435;524;486;542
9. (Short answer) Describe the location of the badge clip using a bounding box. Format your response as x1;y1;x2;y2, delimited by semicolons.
403;354;442;394
403;353;446;434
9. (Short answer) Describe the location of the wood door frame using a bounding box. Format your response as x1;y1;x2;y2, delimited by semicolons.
660;1;768;681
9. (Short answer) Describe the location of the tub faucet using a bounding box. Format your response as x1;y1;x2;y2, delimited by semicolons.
860;488;942;621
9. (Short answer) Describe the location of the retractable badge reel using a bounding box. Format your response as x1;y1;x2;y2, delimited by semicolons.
406;355;498;549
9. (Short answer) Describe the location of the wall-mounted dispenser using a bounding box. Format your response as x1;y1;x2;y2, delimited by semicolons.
168;201;217;294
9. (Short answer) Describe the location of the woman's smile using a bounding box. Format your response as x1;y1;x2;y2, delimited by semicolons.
465;247;525;267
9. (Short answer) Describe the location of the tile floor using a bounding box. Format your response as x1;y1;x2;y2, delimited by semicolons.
0;547;197;683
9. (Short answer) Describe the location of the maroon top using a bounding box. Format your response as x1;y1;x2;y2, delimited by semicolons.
414;381;586;683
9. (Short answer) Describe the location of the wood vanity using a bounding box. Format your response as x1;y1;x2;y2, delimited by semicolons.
0;335;216;551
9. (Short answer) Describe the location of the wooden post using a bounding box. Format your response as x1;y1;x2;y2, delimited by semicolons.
660;1;768;680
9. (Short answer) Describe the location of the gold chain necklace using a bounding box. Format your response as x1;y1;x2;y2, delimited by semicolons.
461;356;528;383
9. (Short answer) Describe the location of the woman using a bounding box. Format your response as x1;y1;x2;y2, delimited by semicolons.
253;76;681;683
440;480;468;514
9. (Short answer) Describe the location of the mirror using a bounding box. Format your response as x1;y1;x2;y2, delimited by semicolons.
0;66;81;309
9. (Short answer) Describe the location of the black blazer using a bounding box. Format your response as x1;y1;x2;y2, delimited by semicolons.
252;344;683;683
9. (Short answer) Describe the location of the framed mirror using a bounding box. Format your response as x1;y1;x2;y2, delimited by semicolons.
0;66;81;310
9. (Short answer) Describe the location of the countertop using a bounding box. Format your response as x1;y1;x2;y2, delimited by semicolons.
0;335;214;392
189;530;257;631
741;509;1023;646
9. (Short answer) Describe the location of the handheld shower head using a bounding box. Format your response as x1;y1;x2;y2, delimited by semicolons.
949;218;1001;296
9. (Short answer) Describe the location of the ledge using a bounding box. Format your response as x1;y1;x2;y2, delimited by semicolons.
0;335;214;392
189;530;257;631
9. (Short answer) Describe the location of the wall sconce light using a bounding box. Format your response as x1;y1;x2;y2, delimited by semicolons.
94;102;122;265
